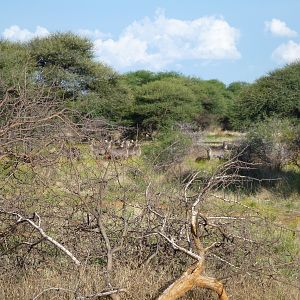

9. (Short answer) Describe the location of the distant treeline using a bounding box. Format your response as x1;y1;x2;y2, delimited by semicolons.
1;33;299;132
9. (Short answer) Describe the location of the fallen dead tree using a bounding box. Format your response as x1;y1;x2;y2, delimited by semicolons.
153;160;241;299
145;157;299;299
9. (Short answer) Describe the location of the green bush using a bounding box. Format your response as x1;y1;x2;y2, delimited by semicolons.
123;70;181;88
232;62;300;129
124;72;236;130
130;77;201;131
0;40;34;87
143;130;192;170
28;33;134;122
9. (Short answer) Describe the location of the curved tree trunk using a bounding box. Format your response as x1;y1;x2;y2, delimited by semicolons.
157;262;228;300
158;191;229;300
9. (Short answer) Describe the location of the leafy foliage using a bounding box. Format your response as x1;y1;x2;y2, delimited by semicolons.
2;33;299;133
123;70;181;88
129;77;200;130
188;79;234;129
0;40;34;87
232;63;300;129
143;129;192;169
227;81;249;94
28;33;134;122
124;74;237;130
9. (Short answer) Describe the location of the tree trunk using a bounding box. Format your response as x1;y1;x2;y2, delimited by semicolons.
157;262;228;300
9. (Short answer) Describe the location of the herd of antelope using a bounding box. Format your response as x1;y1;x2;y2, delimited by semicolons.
62;138;142;162
63;136;239;162
90;139;142;160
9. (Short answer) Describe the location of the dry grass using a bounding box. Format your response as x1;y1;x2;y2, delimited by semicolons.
0;263;299;300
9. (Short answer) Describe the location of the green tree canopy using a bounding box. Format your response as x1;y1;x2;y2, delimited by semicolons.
227;81;249;94
183;78;235;129
123;72;237;130
29;33;110;97
123;70;181;88
130;77;201;131
232;62;300;129
0;40;34;87
29;33;134;122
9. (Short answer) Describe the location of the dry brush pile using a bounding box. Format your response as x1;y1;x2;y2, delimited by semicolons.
0;82;299;299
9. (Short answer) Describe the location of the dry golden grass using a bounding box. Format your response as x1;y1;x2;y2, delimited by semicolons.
0;263;299;300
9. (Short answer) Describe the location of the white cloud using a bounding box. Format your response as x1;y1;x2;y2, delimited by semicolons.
1;12;241;70
265;19;297;37
272;40;300;63
93;11;241;70
94;36;163;69
2;25;49;42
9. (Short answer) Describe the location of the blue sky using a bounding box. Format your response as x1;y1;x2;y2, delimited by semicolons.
1;0;300;84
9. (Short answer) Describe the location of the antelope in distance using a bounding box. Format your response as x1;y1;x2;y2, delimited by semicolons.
68;146;81;161
125;140;142;158
208;145;226;160
208;141;236;160
107;140;142;160
90;138;142;160
106;140;127;160
89;139;109;158
195;141;233;162
60;142;81;161
195;147;211;162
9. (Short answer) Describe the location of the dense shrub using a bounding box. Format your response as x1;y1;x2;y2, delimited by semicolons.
28;33;134;123
3;33;300;135
236;118;299;169
188;79;236;130
123;70;181;87
130;77;201;131
143;129;192;170
232;62;300;129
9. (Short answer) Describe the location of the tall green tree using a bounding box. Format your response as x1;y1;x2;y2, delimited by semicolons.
185;78;234;129
130;77;200;131
232;62;300;129
29;33;110;98
123;70;181;88
29;33;134;122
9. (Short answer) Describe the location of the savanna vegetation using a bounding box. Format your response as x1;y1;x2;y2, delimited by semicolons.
0;33;299;299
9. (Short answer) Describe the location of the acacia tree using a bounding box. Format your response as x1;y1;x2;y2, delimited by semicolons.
130;77;201;131
28;33;134;123
232;62;300;129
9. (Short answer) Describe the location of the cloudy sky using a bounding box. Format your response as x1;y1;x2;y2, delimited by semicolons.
1;0;299;84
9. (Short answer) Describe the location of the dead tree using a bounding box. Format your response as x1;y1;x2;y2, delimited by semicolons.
144;156;299;299
0;81;128;299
